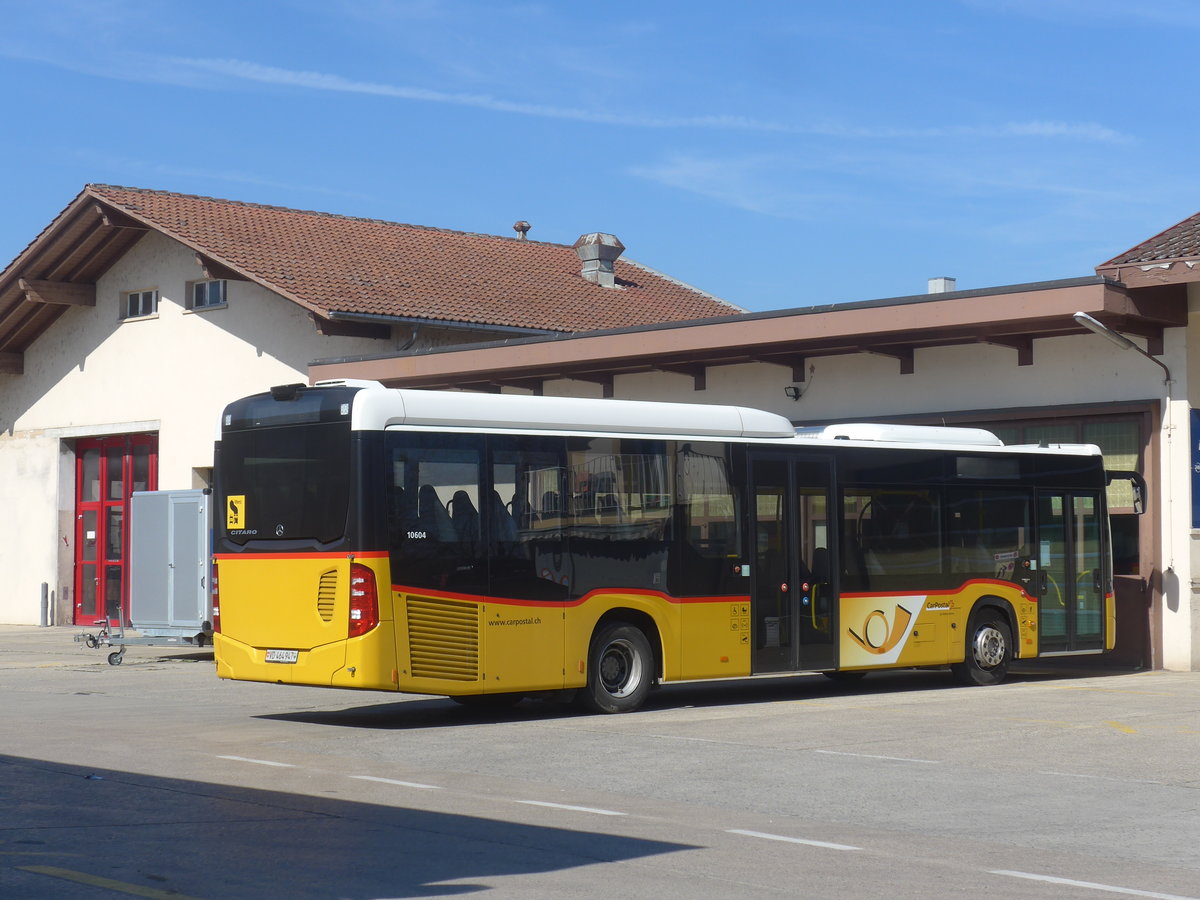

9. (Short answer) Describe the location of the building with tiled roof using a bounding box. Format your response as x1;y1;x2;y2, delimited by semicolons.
4;183;1200;676
0;185;742;373
0;184;740;629
1096;210;1200;288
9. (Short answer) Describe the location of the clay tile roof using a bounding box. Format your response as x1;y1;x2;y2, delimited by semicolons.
1099;210;1200;267
85;185;744;331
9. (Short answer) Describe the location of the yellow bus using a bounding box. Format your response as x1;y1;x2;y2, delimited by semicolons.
212;381;1130;713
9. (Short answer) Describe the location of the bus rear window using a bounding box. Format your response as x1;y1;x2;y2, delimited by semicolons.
219;422;351;545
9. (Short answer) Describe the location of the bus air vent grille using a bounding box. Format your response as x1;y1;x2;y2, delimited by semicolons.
317;570;337;622
406;596;480;681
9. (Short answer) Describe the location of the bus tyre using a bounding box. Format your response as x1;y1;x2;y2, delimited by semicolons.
952;610;1011;686
580;623;652;714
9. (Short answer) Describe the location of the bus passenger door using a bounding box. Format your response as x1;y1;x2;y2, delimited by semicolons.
1036;491;1104;653
748;454;837;674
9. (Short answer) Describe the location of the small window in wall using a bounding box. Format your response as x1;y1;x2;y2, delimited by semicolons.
122;289;158;319
188;279;227;310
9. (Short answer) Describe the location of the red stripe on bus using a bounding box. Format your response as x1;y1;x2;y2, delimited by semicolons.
213;550;389;561
841;579;1033;601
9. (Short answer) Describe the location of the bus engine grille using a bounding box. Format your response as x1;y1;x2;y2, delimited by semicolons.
316;570;337;622
406;596;480;681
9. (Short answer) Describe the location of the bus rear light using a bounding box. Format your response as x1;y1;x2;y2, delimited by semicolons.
211;569;221;634
348;563;379;638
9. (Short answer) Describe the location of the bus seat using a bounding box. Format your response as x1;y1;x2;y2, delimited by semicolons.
418;484;457;542
487;490;519;546
450;490;480;545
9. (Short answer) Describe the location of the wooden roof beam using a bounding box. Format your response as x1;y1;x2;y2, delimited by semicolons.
492;378;545;395
310;313;389;340
977;335;1033;366
0;351;23;375
195;253;249;283
18;278;95;307
657;364;707;391
560;372;615;398
93;203;149;231
1108;321;1165;356
748;353;810;382
860;345;915;374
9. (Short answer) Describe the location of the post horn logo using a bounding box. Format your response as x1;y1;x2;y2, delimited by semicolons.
848;604;914;654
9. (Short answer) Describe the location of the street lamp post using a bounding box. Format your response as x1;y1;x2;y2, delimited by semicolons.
1072;311;1175;572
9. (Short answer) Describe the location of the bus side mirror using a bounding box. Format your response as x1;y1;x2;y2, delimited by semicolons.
1106;470;1146;516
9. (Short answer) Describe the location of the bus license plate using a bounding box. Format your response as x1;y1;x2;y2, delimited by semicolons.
265;649;299;664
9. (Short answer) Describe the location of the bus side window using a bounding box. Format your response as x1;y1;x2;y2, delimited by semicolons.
488;437;569;602
385;434;484;591
674;443;741;596
842;488;942;591
567;437;672;598
946;488;1031;585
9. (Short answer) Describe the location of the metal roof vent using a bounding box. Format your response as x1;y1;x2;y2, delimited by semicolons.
513;220;531;240
928;276;957;293
573;232;625;288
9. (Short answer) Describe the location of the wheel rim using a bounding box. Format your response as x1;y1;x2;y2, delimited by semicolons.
598;638;643;697
972;624;1007;669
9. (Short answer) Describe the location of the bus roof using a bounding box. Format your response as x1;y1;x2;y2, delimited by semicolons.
314;381;1101;455
343;383;797;439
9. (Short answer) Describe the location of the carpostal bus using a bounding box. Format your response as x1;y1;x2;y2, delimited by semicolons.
213;381;1129;713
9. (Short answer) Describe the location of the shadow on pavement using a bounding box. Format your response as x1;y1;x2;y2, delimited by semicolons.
257;663;1145;732
0;753;695;899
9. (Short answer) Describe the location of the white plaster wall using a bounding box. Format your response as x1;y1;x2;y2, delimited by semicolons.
0;231;395;624
0;432;61;624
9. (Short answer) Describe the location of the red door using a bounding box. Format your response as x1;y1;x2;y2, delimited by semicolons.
73;435;158;626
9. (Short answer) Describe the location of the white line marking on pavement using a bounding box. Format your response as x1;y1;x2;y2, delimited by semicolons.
216;755;295;768
727;829;860;851
516;800;626;816
349;775;441;790
991;870;1200;900
1036;771;1163;785
814;749;939;764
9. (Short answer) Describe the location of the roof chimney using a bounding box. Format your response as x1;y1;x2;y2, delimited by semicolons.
513;220;531;240
928;276;957;294
573;232;625;288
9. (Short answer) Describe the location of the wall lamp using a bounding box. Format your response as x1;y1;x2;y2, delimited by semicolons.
1072;311;1171;384
783;385;802;401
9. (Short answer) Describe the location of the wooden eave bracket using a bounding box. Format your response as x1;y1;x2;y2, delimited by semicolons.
657;364;707;391
92;203;149;231
1112;322;1165;356
18;278;95;307
194;253;249;283
0;351;24;375
978;335;1033;366
750;354;809;383
860;345;915;374
563;372;615;398
492;378;545;396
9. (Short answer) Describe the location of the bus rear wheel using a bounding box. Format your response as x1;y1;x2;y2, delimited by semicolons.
579;623;652;714
952;610;1011;686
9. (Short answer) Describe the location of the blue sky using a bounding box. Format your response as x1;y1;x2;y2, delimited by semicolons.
1;0;1195;312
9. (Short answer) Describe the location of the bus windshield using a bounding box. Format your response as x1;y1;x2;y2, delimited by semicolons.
219;422;351;545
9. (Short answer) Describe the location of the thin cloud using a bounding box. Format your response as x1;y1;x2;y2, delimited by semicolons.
62;148;370;200
167;56;1127;143
961;0;1200;28
628;155;838;219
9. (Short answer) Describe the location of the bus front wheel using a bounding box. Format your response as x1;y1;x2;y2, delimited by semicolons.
952;610;1011;686
579;623;652;714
